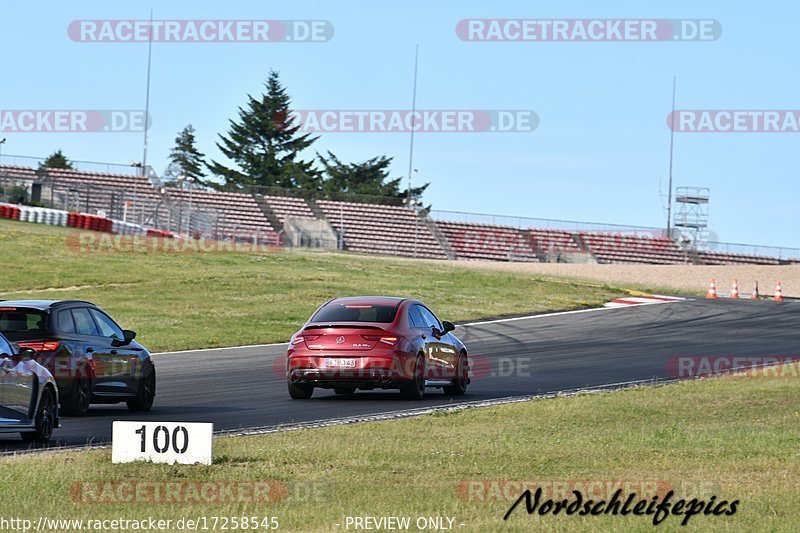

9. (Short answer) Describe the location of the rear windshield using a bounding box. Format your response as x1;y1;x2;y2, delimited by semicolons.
311;302;399;323
0;308;48;341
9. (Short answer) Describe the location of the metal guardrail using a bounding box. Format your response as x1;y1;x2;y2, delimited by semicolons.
430;209;667;236
704;241;800;261
0;153;143;176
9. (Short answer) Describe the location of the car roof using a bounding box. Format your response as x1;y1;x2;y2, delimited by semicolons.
0;300;96;310
326;296;407;306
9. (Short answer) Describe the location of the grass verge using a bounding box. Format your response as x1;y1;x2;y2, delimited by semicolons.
0;219;624;351
1;368;798;532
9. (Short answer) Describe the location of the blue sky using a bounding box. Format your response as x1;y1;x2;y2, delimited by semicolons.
1;1;798;248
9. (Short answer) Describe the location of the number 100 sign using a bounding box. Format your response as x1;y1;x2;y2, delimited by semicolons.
112;421;214;465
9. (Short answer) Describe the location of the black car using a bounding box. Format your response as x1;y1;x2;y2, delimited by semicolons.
0;300;155;416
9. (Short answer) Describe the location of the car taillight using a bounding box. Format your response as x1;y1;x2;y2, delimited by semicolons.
291;334;320;346
17;340;61;352
362;335;398;346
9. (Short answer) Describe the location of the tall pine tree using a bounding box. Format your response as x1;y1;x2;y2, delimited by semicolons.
208;71;319;191
163;125;206;187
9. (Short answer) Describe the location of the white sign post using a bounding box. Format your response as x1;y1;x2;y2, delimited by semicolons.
112;421;213;465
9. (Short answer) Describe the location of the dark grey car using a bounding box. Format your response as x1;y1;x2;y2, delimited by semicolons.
0;300;155;416
0;332;59;442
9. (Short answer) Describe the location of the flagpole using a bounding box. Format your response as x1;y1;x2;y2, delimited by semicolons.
406;44;419;206
137;9;154;225
142;9;153;178
666;76;676;238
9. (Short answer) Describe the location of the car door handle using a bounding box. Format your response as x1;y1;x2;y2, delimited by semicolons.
110;350;118;355
86;348;95;354
421;335;426;339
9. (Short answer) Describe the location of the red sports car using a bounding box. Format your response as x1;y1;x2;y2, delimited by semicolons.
286;297;469;399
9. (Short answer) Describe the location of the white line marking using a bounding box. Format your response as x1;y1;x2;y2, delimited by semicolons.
154;341;288;356
462;306;612;327
153;296;689;354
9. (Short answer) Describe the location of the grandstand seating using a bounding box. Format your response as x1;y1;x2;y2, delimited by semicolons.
316;200;447;259
0;164;163;222
435;221;537;261
579;232;691;264
2;163;795;265
527;228;581;254
261;195;316;223
164;187;275;236
0;165;37;181
697;251;781;266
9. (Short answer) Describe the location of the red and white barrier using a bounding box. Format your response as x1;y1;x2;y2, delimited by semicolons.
0;201;170;239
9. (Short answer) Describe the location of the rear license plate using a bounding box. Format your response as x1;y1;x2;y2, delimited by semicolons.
324;358;357;368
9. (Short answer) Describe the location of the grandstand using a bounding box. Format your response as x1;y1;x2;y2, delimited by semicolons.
579;232;691;265
259;194;316;223
0;164;164;224
528;228;582;255
697;250;781;266
1;161;797;265
316;200;447;259
435;221;537;261
164;187;275;237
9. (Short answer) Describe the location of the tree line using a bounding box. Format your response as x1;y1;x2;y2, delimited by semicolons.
40;71;427;202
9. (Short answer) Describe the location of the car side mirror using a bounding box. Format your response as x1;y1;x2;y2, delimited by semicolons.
442;321;456;333
16;347;36;361
112;330;137;347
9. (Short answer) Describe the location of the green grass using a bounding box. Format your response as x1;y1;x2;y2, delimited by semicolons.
0;219;623;351
1;370;798;532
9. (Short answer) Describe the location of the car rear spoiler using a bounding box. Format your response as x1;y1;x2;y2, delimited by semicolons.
303;324;385;331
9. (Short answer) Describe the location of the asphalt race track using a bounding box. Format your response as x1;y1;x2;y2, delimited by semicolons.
2;298;798;453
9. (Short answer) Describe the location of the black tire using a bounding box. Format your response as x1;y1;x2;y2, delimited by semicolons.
288;382;314;399
21;387;56;443
127;362;156;412
61;369;91;416
333;387;356;395
443;353;468;396
400;355;425;400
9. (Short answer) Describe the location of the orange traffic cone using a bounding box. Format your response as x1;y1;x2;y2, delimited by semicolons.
751;281;759;299
774;281;784;302
730;279;740;299
706;279;718;299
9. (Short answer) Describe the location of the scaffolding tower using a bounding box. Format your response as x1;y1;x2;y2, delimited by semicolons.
673;186;710;249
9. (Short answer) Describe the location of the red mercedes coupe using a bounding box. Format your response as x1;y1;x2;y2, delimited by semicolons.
286;296;469;399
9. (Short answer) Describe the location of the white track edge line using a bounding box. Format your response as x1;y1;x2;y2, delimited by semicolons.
153;298;689;355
